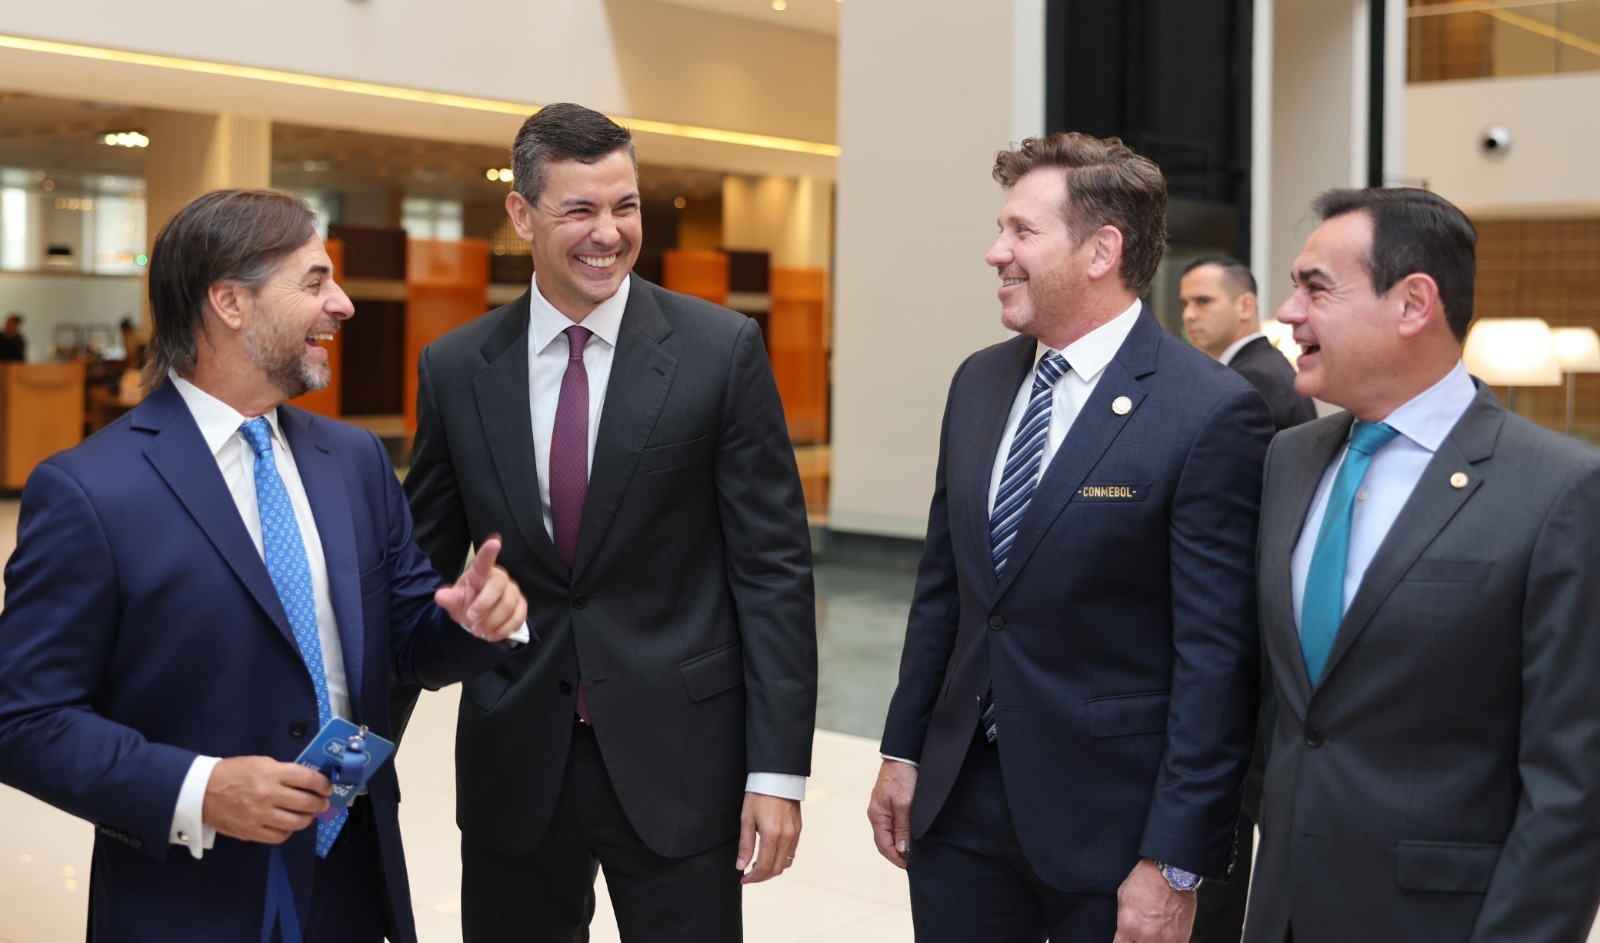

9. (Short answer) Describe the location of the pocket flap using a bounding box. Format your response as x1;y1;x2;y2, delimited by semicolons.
1395;840;1502;893
1086;691;1170;737
679;641;745;702
1404;559;1492;583
637;435;710;474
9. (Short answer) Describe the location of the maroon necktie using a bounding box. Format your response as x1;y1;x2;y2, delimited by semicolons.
549;325;592;723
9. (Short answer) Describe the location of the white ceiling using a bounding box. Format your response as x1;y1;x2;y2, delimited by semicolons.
648;0;839;36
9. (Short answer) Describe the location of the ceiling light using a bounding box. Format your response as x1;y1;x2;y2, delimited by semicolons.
100;131;148;148
673;197;687;209
772;0;786;10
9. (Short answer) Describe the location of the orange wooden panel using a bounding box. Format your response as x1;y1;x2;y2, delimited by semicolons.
404;239;490;431
0;361;86;489
292;239;345;419
663;250;730;306
769;267;829;444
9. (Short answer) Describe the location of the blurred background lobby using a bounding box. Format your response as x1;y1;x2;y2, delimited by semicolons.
3;0;1600;939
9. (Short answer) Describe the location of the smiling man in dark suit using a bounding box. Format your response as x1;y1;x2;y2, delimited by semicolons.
1244;188;1600;943
0;188;526;942
867;132;1272;943
397;103;817;942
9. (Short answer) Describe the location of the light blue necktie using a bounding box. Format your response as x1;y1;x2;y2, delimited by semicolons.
1300;421;1400;688
240;417;346;857
990;351;1070;577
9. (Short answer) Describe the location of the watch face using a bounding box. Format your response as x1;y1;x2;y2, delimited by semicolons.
1162;865;1202;891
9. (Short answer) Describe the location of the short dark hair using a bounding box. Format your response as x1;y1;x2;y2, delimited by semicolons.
145;189;317;390
511;103;637;207
1312;187;1477;341
993;132;1169;296
1182;256;1257;298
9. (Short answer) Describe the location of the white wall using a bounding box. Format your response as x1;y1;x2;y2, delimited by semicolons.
829;0;1044;538
0;273;144;362
1406;72;1600;215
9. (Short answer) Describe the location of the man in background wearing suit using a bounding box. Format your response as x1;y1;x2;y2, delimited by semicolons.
1245;187;1600;943
1180;255;1314;943
1181;256;1316;431
0;189;528;941
398;103;817;942
867;132;1272;943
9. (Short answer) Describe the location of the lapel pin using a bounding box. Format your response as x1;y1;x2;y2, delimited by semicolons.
1112;396;1132;416
1450;472;1468;489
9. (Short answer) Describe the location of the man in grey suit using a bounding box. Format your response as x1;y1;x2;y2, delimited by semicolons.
1245;187;1600;942
396;103;817;941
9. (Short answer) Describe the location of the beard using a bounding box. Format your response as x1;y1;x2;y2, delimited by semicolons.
242;314;330;400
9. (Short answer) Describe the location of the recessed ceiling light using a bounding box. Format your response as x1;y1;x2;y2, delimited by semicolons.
673;197;687;209
771;0;786;10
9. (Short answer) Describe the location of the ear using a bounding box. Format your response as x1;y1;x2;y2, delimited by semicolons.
1084;226;1123;282
1394;273;1443;341
206;281;247;332
506;191;538;243
1238;291;1258;324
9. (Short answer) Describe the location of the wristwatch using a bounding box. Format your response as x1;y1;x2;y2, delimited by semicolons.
1156;861;1203;892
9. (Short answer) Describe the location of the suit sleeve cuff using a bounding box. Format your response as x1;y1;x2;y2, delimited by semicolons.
171;755;221;860
745;772;807;801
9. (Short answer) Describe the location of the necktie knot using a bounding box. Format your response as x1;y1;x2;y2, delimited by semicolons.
239;417;273;459
1348;421;1399;457
1034;352;1069;390
565;325;592;361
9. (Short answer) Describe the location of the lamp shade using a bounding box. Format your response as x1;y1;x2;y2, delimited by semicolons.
1462;318;1562;386
1552;327;1600;373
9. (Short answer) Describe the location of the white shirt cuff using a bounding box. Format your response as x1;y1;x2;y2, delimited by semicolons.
881;754;919;768
171;755;221;859
456;620;531;646
745;772;807;801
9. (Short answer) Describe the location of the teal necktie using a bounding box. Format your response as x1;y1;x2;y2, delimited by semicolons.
1300;421;1400;688
240;417;346;857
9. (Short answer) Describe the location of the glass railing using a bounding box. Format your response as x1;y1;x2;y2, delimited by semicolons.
1408;0;1600;82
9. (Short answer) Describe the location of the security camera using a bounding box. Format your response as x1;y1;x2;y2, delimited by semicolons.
1480;126;1511;156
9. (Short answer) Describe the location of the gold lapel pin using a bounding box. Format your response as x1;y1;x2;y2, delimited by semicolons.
1112;396;1132;416
1450;472;1468;489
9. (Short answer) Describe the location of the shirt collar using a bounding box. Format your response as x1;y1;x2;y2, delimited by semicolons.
1219;331;1265;366
528;273;629;355
1037;299;1142;381
1363;360;1476;454
169;373;284;457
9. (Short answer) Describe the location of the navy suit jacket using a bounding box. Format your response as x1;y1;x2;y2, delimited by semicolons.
881;307;1272;890
0;382;509;941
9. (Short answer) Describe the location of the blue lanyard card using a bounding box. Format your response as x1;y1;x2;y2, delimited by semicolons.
292;717;395;815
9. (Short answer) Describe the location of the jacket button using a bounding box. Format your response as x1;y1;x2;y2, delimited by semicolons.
1304;725;1325;748
559;680;572;695
572;594;588;610
988;615;1004;630
289;720;308;738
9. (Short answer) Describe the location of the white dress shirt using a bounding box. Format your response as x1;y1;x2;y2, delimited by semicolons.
525;276;806;802
986;300;1142;516
167;375;351;858
1290;361;1477;629
1218;331;1266;367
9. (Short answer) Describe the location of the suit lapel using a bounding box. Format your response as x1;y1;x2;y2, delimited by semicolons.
956;337;1035;598
1317;385;1501;689
471;294;571;579
280;406;366;712
993;308;1158;599
575;277;678;579
1264;414;1352;706
138;384;299;652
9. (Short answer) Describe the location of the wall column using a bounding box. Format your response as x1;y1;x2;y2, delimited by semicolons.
830;0;1045;538
144;110;272;239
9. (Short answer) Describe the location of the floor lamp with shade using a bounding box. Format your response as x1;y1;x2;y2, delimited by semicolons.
1551;327;1600;435
1461;318;1562;414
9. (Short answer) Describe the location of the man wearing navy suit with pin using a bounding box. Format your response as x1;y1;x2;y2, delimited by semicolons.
0;189;528;942
868;133;1272;943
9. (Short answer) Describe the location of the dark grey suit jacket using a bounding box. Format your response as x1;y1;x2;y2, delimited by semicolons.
395;275;817;859
1245;382;1600;943
1227;335;1316;432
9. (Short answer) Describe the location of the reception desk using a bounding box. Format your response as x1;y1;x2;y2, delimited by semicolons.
0;361;86;490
